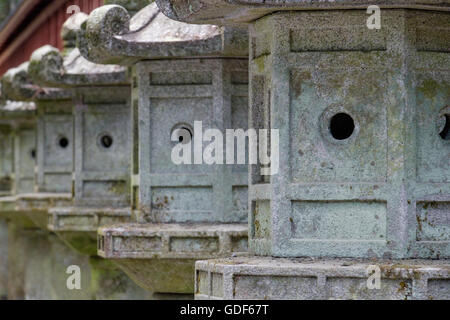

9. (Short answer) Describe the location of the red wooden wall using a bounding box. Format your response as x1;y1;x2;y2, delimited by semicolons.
0;0;103;75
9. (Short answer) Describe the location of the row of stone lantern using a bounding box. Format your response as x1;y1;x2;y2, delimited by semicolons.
0;0;448;300
0;9;150;300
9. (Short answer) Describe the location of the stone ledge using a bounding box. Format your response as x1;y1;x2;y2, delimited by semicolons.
17;193;72;211
195;256;450;300
98;223;248;259
48;206;132;232
48;206;134;255
97;223;248;294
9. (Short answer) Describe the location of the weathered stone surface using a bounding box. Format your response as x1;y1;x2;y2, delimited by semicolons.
79;1;250;296
98;223;248;293
156;0;450;25
81;2;247;65
134;58;248;224
1;63;38;101
196;256;450;300
27;13;128;89
241;9;450;260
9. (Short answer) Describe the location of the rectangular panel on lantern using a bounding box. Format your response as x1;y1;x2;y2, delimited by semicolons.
81;106;130;172
290;200;387;241
150;187;213;223
149;97;213;174
289;69;388;184
43;116;73;169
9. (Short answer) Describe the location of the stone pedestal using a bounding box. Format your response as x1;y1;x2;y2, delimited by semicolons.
196;257;450;300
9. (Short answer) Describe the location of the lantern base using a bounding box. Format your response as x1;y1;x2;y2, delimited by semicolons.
195;256;450;300
98;223;248;294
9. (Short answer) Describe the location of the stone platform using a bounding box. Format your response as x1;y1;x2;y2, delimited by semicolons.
195;256;450;300
48;206;133;255
98;223;248;294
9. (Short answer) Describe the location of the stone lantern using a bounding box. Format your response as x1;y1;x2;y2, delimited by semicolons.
27;12;152;300
28;13;131;256
157;0;450;299
82;2;249;296
1;72;53;300
0;70;36;222
1;60;74;229
0;98;37;299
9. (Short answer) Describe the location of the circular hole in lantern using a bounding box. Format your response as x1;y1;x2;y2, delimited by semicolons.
100;135;113;149
329;113;355;141
59;137;69;149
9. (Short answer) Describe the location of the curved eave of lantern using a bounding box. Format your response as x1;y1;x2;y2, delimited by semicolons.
28;45;129;89
81;3;248;66
1;62;72;103
0;99;36;121
155;0;450;25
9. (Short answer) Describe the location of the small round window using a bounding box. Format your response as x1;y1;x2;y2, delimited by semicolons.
171;124;193;145
58;137;69;149
329;113;355;141
99;134;114;149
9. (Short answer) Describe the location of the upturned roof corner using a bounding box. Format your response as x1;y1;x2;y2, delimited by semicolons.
81;2;248;66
